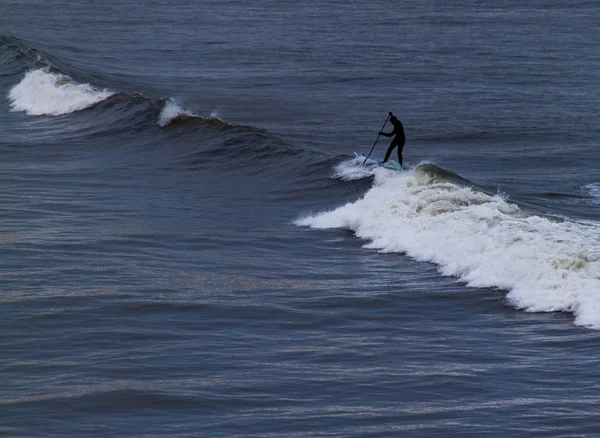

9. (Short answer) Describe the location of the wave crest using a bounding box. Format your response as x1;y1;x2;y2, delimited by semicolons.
8;68;114;116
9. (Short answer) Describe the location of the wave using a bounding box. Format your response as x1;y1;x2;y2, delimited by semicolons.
1;36;310;171
1;37;195;126
422;130;510;142
0;35;47;68
157;99;224;128
4;65;229;147
584;183;600;202
3;55;254;141
417;126;570;143
538;192;593;200
158;99;196;127
5;66;221;133
4;63;301;167
296;158;600;329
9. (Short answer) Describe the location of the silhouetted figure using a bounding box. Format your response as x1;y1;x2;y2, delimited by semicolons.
380;112;406;166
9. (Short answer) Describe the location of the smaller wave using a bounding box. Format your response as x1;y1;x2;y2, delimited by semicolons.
8;68;114;116
0;35;50;72
418;127;561;143
157;99;196;127
415;163;474;186
157;99;224;128
584;183;600;203
423;130;504;142
538;192;593;200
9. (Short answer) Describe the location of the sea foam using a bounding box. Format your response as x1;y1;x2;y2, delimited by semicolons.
296;159;600;329
157;99;195;127
8;68;114;116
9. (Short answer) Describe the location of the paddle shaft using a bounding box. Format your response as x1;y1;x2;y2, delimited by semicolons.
363;115;390;164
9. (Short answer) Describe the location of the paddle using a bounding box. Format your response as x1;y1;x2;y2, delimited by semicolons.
362;114;390;164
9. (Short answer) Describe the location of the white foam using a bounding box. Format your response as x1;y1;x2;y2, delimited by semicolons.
332;156;378;181
157;99;195;127
8;68;114;116
296;160;600;329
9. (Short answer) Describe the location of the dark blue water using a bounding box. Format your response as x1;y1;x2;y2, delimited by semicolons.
2;1;600;436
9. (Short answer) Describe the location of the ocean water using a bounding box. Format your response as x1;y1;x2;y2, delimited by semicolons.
2;1;600;436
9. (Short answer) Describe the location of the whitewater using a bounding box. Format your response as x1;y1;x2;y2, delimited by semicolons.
8;68;114;116
7;67;216;130
297;159;600;328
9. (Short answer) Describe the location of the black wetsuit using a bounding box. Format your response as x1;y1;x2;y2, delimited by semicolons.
380;115;406;166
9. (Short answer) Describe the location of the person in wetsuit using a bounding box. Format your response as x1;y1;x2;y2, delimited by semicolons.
380;112;406;166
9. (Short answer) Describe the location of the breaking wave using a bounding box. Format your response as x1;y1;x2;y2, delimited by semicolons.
297;158;600;329
8;68;114;116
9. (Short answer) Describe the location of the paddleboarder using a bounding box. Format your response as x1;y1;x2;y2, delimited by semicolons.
380;112;406;166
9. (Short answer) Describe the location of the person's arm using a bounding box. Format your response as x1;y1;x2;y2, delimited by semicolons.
380;112;397;136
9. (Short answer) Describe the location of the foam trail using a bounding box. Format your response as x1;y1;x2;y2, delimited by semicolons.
8;68;114;116
296;161;600;329
333;156;377;181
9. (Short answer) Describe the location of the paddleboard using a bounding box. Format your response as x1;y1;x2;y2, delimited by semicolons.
354;152;403;171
